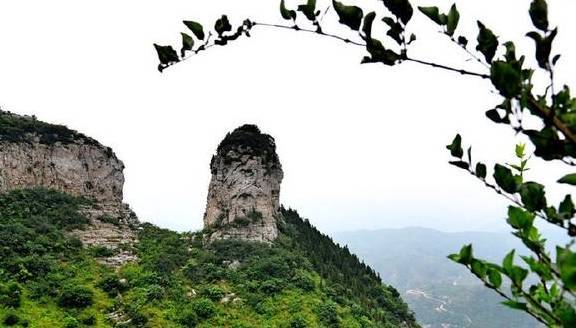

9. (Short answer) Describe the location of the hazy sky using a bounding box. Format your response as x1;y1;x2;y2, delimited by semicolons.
0;0;574;233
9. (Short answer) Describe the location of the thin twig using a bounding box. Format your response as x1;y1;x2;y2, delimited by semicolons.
252;21;365;46
405;57;490;79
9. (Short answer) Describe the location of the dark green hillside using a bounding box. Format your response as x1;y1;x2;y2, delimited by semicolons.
0;188;418;328
0;110;99;145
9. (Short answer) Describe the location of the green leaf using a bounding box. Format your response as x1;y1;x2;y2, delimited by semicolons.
214;15;232;36
363;39;400;65
382;17;403;45
554;300;576;327
446;4;460;36
559;195;575;220
490;61;522;98
475;163;487;179
333;0;364;31
503;250;515;274
529;0;548;31
519;182;547;211
382;0;413;25
183;20;205;40
418;6;445;26
471;259;487;279
297;0;317;21
515;143;526;158
507;206;535;230
361;12;376;39
457;36;468;47
526;28;557;69
494;164;519;193
180;33;194;57
488;268;502;288
476;21;498;63
558;173;576;185
485;108;510;124
449;161;469;170
509;266;528;286
446;134;463;158
153;44;179;65
280;0;297;20
556;246;576;290
502;300;528;311
458;244;473;265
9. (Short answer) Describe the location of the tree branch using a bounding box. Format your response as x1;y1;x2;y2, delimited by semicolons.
405;57;490;79
252;21;365;46
528;97;576;145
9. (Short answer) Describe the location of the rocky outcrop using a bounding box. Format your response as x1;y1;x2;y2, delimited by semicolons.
203;125;283;244
0;110;138;265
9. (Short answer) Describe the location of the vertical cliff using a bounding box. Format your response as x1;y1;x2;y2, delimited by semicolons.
203;124;283;243
0;110;138;265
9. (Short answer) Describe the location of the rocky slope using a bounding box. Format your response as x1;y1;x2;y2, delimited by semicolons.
0;110;138;265
203;124;283;243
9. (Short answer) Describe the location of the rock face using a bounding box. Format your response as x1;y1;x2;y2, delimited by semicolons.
0;110;138;265
203;125;283;244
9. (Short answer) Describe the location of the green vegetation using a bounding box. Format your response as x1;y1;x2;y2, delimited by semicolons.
0;188;418;327
215;124;280;167
155;0;576;326
0;110;99;146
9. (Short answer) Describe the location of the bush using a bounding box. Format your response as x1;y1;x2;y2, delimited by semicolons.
3;313;19;326
78;311;97;325
259;279;284;295
292;272;315;292
63;316;80;328
58;285;94;308
290;315;308;328
98;274;127;296
90;246;116;257
316;301;339;327
203;286;225;301
176;307;198;327
0;282;22;308
192;298;216;319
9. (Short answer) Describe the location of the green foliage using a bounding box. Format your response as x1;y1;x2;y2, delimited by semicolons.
152;0;576;326
0;110;99;145
58;285;94;308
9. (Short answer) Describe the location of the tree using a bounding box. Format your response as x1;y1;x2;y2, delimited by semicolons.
153;0;576;326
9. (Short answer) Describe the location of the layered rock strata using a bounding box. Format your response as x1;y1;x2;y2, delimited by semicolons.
203;125;283;243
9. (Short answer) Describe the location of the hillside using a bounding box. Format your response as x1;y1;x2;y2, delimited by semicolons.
0;188;418;327
334;228;542;328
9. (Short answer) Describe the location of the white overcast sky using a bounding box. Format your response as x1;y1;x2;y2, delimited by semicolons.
0;0;574;233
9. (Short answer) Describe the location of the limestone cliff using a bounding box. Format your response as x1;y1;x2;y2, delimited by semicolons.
0;110;138;265
203;124;283;243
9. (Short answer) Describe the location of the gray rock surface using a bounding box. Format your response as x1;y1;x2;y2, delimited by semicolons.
203;125;283;244
0;110;138;266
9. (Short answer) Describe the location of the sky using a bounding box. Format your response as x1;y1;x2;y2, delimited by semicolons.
0;0;574;234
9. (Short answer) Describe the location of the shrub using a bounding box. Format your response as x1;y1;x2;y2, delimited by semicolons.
2;313;19;326
90;246;116;257
98;274;127;296
192;298;216;319
292;272;315;292
316;301;339;327
63;316;80;328
203;286;225;301
0;282;22;308
259;279;283;295
58;285;94;308
78;311;97;325
290;315;308;328
176;307;198;327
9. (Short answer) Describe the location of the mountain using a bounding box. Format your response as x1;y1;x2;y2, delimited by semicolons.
333;227;543;328
0;113;418;327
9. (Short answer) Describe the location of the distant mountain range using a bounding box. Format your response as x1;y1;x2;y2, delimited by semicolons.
333;227;548;328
